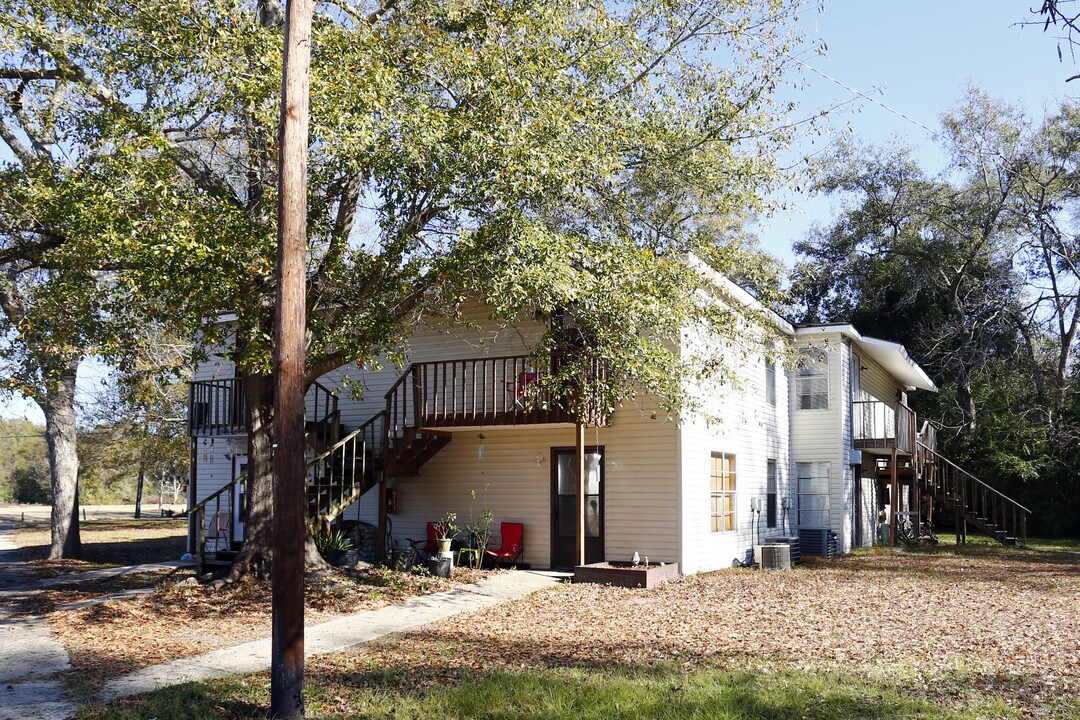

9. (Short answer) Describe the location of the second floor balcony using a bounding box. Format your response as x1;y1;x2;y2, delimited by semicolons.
853;399;916;455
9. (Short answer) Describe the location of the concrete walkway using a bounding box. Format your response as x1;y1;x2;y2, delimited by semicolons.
101;569;562;701
0;520;77;720
1;517;563;714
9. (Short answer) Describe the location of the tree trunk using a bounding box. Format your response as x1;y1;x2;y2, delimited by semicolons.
43;363;81;560
134;464;144;519
211;371;326;588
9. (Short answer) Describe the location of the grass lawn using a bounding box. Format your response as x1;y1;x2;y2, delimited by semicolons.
13;517;188;573
71;538;1080;719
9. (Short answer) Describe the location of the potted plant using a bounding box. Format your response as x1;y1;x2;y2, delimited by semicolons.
432;512;457;556
314;528;354;566
463;506;494;568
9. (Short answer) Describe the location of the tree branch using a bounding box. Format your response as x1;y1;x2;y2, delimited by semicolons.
0;68;63;81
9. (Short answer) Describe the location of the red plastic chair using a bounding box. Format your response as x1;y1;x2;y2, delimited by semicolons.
484;522;524;565
506;369;539;409
407;522;439;560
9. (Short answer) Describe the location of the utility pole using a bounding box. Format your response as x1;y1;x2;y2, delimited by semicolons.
271;0;313;716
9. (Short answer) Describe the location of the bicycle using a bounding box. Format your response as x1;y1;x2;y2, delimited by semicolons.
895;512;938;545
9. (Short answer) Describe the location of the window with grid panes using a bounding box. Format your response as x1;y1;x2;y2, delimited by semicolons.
766;459;778;528
797;356;828;410
765;359;776;406
797;461;830;526
710;452;736;532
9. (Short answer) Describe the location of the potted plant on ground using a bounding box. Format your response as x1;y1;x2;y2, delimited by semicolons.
432;512;457;555
314;528;354;566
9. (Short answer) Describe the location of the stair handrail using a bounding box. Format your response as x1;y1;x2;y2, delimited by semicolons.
189;473;242;572
308;411;386;467
916;440;1031;514
307;380;339;424
307;410;386;524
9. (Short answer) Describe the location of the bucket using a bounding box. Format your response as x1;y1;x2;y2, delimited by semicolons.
427;556;452;578
390;548;415;572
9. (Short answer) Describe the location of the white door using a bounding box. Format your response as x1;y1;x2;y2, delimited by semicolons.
232;455;248;541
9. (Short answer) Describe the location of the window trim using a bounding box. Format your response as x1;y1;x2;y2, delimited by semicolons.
710;452;737;533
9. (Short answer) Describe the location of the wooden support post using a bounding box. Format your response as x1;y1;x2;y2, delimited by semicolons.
375;477;388;563
889;448;898;547
575;422;586;567
270;0;313;716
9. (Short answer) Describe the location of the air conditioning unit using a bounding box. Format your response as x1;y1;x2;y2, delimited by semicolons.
770;535;801;565
753;543;792;570
798;527;838;559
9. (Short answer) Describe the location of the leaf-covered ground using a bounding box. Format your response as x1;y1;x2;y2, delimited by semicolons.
310;544;1080;718
41;565;500;690
74;543;1080;718
13;517;188;573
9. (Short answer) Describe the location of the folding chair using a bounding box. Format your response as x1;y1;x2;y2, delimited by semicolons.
484;522;524;565
407;522;439;563
208;511;230;553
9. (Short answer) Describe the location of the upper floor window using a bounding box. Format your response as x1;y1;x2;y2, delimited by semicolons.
797;357;828;410
765;359;776;406
710;452;736;533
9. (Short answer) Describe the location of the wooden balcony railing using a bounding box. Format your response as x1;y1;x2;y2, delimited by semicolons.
188;378;339;438
853;400;916;454
384;353;608;438
188;379;245;436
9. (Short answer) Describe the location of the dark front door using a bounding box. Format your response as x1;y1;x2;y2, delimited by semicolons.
551;447;604;569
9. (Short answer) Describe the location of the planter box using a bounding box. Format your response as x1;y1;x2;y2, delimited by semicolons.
573;561;679;589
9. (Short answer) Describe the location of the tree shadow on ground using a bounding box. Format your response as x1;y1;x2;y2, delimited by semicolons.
17;533;187;567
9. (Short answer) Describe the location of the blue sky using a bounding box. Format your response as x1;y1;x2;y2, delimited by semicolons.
758;0;1075;263
0;1;1074;423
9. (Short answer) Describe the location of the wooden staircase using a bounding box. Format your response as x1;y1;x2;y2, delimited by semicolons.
915;441;1029;546
871;432;1030;546
307;411;385;521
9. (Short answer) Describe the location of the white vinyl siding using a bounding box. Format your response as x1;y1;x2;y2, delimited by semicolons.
678;318;790;573
366;399;678;569
765;360;776;406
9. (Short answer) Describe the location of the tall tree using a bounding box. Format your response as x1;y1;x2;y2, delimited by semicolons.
1;0;802;575
793;90;1029;435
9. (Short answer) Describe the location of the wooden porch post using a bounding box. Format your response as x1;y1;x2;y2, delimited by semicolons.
910;470;919;539
575;422;586;566
889;447;898;547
